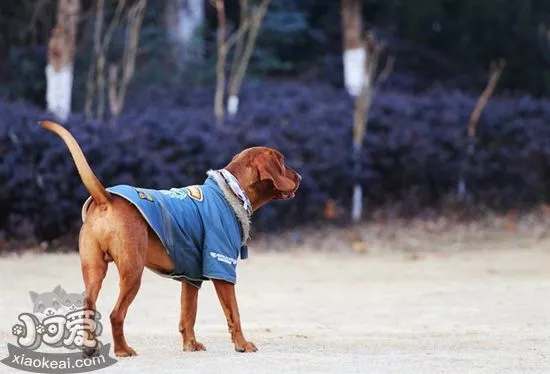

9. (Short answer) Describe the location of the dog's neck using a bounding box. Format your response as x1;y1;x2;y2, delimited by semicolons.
207;169;251;245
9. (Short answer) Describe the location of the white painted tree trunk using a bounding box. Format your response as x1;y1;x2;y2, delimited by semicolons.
457;177;467;200
166;0;204;65
343;47;367;97
342;0;369;222
227;95;239;115
46;0;79;122
341;0;366;98
46;64;73;121
351;184;363;222
457;142;475;201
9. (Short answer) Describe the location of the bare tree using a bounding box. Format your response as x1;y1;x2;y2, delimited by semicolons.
351;32;394;222
85;0;123;121
210;0;271;123
46;0;80;121
165;0;205;68
108;0;147;119
85;0;146;122
457;59;506;201
341;0;365;97
229;0;248;101
227;0;270;116
213;0;227;125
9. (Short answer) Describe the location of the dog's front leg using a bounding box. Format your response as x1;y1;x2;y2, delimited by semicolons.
179;282;206;351
212;280;257;352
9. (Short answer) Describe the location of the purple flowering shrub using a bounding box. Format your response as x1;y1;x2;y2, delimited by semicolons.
1;82;550;245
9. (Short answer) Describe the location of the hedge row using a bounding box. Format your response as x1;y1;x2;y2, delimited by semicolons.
1;82;550;245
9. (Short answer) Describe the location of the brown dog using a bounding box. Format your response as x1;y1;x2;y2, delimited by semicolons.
40;120;300;357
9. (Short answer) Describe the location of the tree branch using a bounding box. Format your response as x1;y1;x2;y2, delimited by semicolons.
467;59;506;138
228;0;270;99
229;0;248;79
108;0;146;121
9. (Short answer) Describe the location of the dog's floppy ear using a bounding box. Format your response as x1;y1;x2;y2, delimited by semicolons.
257;150;295;193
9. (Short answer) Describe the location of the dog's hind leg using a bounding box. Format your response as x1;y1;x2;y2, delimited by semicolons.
79;225;108;356
80;232;107;311
108;217;147;357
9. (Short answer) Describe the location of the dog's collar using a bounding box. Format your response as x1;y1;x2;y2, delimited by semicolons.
219;169;253;216
207;169;251;245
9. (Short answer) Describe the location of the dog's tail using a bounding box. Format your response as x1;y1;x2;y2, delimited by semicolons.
40;120;111;206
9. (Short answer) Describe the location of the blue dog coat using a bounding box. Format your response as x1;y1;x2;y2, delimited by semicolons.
81;173;249;288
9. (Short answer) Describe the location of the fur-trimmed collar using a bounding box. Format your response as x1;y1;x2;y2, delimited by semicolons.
207;170;251;245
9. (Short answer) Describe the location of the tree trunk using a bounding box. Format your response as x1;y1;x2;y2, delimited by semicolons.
341;0;365;97
227;0;248;116
457;60;505;201
345;0;366;222
227;0;270;116
166;0;204;68
349;34;393;223
214;0;227;125
351;145;363;223
46;0;80;121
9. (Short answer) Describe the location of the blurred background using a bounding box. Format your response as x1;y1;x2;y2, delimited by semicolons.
1;0;550;252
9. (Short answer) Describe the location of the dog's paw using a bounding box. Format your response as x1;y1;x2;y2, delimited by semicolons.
114;346;138;357
183;340;206;352
235;341;258;353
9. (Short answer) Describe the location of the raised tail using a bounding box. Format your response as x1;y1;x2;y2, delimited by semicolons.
40;120;111;206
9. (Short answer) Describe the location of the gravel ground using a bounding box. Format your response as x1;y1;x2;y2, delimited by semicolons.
0;247;549;373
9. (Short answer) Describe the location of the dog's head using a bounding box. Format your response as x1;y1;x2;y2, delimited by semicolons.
225;147;301;211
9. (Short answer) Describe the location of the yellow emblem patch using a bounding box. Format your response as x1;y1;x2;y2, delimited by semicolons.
137;190;153;202
185;185;203;201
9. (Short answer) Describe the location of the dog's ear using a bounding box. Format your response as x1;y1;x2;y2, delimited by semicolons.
257;150;296;193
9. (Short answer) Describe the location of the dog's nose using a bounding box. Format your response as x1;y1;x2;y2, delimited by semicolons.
286;166;301;183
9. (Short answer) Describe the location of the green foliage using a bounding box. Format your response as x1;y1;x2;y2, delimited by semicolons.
0;46;46;104
1;0;550;102
377;0;549;94
251;0;329;73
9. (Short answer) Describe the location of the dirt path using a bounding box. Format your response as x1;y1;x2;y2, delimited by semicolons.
0;248;549;373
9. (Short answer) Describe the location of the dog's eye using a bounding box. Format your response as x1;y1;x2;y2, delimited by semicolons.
65;299;71;305
76;300;82;306
53;301;60;308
